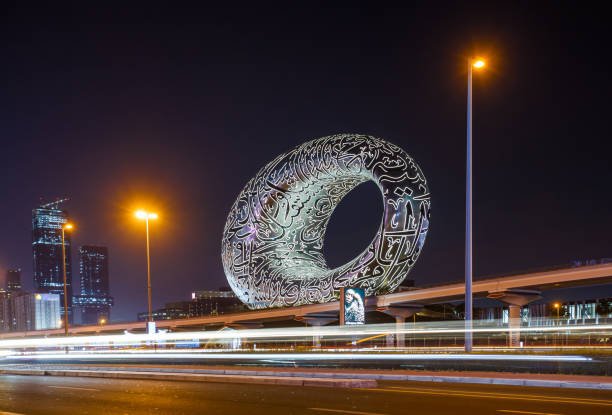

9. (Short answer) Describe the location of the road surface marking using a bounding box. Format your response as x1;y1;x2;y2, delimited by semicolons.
1;411;26;415
386;385;610;404
47;385;100;392
497;410;562;415
362;388;612;407
309;408;387;415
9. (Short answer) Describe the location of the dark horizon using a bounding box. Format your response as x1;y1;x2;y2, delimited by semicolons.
1;3;610;321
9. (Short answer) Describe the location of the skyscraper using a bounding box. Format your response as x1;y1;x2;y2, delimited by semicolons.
73;245;113;324
32;200;73;322
6;268;21;292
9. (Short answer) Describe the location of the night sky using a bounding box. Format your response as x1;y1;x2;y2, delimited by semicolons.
1;3;610;322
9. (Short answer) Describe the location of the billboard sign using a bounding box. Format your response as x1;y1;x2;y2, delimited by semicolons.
340;287;365;325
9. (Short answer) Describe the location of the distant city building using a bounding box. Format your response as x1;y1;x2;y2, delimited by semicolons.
138;288;246;321
571;258;612;267
73;245;113;325
32;201;73;322
0;289;11;331
137;306;188;321
476;298;612;326
189;287;245;315
10;292;61;331
191;287;236;300
6;268;21;292
0;269;23;330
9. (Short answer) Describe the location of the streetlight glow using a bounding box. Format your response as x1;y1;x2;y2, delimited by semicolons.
135;210;158;220
473;59;485;68
64;223;73;230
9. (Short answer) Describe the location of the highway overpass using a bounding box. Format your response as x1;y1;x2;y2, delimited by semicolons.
1;262;611;339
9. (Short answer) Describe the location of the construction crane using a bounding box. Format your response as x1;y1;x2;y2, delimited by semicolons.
39;197;70;210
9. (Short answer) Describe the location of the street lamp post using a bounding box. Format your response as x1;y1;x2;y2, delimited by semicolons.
465;57;485;352
553;303;560;345
61;223;73;336
135;210;158;325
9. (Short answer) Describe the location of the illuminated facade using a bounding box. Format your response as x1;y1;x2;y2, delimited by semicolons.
73;245;113;324
32;206;73;321
222;134;430;309
11;292;61;331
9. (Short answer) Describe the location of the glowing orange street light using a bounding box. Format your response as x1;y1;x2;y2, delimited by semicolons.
554;303;560;320
473;59;485;68
135;210;158;327
99;318;106;326
61;223;73;335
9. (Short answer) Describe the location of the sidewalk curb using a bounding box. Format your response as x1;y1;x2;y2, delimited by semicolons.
0;368;376;389
2;366;611;390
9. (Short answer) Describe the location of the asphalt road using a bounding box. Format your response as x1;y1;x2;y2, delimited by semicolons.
1;375;611;415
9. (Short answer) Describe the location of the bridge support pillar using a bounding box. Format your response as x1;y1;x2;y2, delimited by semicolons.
386;334;394;347
488;290;541;348
508;305;521;347
378;304;423;348
308;320;325;348
296;314;338;348
395;316;406;347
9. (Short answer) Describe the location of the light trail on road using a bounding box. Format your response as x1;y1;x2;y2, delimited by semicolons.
0;321;610;350
1;351;593;362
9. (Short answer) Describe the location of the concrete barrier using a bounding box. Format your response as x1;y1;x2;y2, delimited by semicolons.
0;368;376;389
2;366;611;390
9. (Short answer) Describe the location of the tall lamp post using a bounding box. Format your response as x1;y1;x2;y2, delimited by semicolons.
553;303;560;345
61;223;73;336
135;210;158;328
465;57;485;352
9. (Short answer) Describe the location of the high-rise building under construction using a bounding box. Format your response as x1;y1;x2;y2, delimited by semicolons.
32;199;73;322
